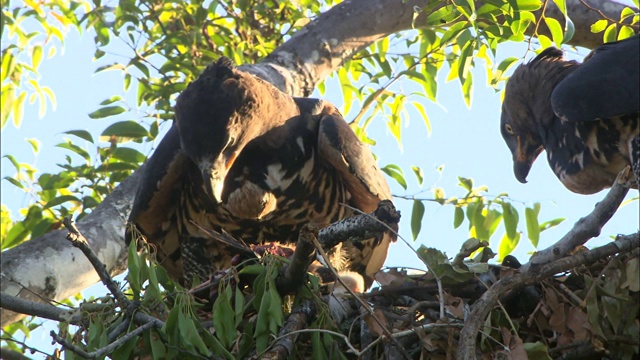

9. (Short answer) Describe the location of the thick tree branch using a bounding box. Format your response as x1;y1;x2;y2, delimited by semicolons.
251;0;632;96
1;168;140;327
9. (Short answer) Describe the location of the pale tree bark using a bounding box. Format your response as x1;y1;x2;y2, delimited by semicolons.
0;0;632;327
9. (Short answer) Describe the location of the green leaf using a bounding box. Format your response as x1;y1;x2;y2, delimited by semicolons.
110;147;146;163
99;96;123;105
254;287;271;354
458;176;473;192
381;164;407;190
523;341;552;360
88;105;126;119
64;130;94;143
213;285;236;348
618;26;635;40
461;71;473;107
501;202;519;240
551;0;567;16
590;19;608;33
539;217;565;232
603;23;618;43
411;200;425;241
425;5;460;26
56;141;91;162
127;239;142;296
412;101;432;135
43;195;81;210
100;120;150;142
411;166;424;186
544;17;563;46
498;232;520;259
514;0;542;11
32;45;43;69
26;138;40;153
453;206;464;229
525;203;541;247
181;316;210;355
3;176;24;190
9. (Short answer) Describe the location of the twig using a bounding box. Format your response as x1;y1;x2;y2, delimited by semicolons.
457;232;639;359
50;320;159;359
578;0;629;25
0;336;52;359
0;292;85;326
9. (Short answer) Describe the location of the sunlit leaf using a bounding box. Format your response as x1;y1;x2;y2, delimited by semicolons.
590;19;608;33
603;23;618;43
411;165;424;186
31;45;42;69
381;164;407;190
543;17;563;46
525;203;540;247
498;232;520;259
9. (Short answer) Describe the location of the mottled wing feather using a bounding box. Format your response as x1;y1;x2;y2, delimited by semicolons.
551;35;640;122
316;102;396;279
126;124;187;280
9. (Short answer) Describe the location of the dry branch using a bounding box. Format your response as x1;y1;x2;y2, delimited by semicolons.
260;300;317;359
521;171;632;272
457;233;639;359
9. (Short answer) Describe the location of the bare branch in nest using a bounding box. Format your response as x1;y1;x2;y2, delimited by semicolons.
260;300;317;359
522;172;632;272
457;232;639;359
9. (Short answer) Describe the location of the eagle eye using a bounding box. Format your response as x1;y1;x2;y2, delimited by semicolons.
505;124;515;135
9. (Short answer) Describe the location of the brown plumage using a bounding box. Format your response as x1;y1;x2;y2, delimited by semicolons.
127;57;397;288
500;36;639;194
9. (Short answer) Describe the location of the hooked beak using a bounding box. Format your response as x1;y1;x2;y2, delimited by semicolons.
199;151;238;203
513;136;543;184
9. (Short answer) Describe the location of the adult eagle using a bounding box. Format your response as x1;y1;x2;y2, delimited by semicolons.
127;57;396;288
500;35;639;194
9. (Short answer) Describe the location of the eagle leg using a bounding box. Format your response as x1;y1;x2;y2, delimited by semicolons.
180;236;217;287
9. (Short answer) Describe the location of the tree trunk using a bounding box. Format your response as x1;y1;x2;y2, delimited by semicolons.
0;0;631;327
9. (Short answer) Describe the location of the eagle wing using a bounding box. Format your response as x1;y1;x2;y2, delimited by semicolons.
313;100;397;281
126;125;187;280
551;35;639;122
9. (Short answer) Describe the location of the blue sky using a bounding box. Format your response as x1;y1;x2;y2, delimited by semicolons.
1;15;638;358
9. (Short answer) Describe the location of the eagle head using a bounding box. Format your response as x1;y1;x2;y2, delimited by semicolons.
500;48;575;184
174;57;300;203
